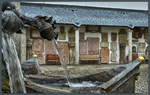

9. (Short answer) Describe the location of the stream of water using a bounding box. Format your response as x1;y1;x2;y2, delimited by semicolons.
52;40;72;86
53;40;99;88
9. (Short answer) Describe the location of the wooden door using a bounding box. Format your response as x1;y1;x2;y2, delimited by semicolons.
100;48;109;63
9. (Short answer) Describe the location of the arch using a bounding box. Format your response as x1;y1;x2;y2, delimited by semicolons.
132;46;137;53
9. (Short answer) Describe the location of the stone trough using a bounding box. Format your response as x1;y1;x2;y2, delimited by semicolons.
24;59;142;94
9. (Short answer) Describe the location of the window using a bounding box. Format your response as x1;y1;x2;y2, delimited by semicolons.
58;26;66;40
30;28;41;39
111;33;117;41
119;29;127;43
80;32;84;40
132;46;137;53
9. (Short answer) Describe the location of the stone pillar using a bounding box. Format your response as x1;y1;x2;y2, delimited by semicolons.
128;29;133;62
75;27;80;64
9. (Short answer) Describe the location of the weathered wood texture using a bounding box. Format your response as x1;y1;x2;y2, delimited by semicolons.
100;60;141;93
100;48;109;63
25;60;141;94
2;34;26;93
80;55;99;60
87;37;99;54
46;54;60;64
79;38;100;64
25;79;71;93
79;39;88;55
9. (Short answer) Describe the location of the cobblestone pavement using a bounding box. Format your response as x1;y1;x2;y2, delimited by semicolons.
135;64;148;94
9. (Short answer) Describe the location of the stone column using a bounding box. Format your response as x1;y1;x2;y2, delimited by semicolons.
108;32;111;64
128;29;133;62
75;27;80;64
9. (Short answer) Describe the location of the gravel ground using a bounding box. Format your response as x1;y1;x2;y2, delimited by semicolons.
135;64;148;94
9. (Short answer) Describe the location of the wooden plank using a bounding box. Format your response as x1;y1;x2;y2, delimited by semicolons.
100;60;141;90
100;48;109;63
80;55;99;60
87;38;99;55
25;79;71;93
79;39;88;55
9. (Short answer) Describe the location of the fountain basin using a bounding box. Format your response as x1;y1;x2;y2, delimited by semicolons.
24;60;141;94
